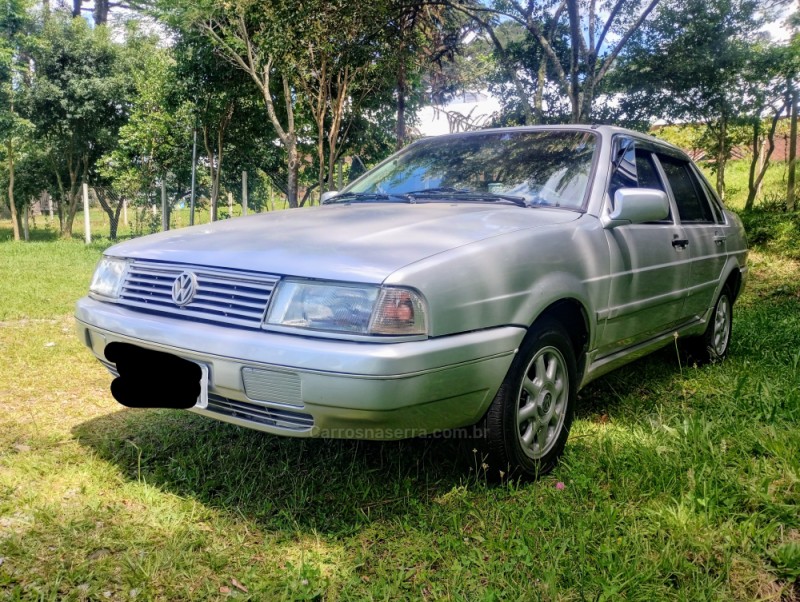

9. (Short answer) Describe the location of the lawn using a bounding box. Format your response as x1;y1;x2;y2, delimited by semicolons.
1;204;799;600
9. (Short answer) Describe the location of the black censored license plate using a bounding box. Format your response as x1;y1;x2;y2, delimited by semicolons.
104;342;209;409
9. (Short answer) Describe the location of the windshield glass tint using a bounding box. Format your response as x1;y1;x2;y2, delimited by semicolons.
347;130;597;209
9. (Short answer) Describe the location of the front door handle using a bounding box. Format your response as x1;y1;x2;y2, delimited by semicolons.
672;238;689;249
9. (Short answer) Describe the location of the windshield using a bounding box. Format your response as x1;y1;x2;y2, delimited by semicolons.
345;130;597;210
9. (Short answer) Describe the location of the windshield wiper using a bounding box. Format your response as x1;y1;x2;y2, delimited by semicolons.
404;188;529;208
322;192;412;204
405;186;470;195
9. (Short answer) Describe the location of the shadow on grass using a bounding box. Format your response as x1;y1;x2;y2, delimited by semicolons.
70;345;692;534
72;405;482;535
72;291;793;539
0;223;136;245
577;344;685;421
0;225;62;242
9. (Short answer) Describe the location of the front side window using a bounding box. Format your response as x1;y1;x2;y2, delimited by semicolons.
345;131;598;210
608;142;666;198
608;140;671;222
657;155;715;223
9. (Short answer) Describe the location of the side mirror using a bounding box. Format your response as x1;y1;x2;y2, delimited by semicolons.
602;188;669;229
321;191;339;204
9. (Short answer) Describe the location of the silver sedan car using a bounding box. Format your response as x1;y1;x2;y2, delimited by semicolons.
76;125;747;479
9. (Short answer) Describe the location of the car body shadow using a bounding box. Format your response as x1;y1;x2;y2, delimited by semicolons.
72;407;483;534
72;340;696;534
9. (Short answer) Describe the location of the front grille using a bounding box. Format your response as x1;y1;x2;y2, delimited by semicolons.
117;261;279;329
206;394;314;431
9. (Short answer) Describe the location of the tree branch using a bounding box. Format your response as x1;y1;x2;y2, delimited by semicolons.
594;0;660;85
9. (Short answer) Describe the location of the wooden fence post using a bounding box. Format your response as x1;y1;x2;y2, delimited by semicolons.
83;183;91;244
161;180;169;231
242;170;248;216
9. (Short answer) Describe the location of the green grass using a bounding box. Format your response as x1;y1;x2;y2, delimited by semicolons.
700;158;789;212
1;209;799;600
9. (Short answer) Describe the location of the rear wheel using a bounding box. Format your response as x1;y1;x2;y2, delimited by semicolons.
686;286;733;364
482;319;577;480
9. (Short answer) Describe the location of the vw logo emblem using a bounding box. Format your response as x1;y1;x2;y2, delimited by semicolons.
172;271;198;307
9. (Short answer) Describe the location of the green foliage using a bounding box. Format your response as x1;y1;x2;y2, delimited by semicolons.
98;26;191;204
614;0;773;123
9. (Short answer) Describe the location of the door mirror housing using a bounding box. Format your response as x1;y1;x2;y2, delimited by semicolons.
321;191;339;203
602;188;670;229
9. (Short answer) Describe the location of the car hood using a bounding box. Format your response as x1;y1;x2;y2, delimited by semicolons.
107;203;580;283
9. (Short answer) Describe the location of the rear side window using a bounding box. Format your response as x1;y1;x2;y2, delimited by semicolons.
693;168;725;223
657;155;715;223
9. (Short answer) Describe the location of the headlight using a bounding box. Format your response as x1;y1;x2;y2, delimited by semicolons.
265;280;428;337
89;256;128;298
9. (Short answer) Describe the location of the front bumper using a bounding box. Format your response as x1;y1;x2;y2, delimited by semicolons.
76;297;524;438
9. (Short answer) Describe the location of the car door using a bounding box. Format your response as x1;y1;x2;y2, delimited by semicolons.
655;154;728;320
597;138;692;357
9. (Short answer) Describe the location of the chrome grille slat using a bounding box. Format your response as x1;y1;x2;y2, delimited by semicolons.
116;261;279;329
127;275;178;285
192;293;267;310
122;283;173;296
192;284;272;300
206;394;313;431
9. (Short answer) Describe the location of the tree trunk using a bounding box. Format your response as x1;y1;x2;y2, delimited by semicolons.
53;171;65;234
63;187;80;238
756;132;766;199
93;0;109;25
317;122;325;204
60;151;87;238
745;120;761;212
534;55;547;123
203;127;220;221
715;116;727;200
788;83;797;212
6;140;20;242
72;0;81;18
566;0;582;123
396;61;407;150
286;140;298;208
95;187;123;239
746;108;783;212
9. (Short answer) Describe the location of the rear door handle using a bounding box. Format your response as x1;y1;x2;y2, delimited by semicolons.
672;238;689;249
713;235;727;245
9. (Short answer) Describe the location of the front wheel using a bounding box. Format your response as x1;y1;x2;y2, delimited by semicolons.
481;319;578;480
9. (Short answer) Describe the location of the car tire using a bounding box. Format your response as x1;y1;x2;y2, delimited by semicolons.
686;285;733;364
481;319;577;480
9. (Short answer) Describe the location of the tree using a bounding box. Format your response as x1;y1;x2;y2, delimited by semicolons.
171;29;261;219
450;0;661;123
612;0;786;198
21;12;132;237
97;23;191;237
0;0;37;241
179;0;419;206
787;9;800;212
184;0;302;207
743;44;792;211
